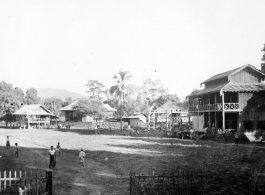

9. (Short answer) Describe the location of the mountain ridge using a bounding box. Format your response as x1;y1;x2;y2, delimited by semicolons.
36;88;89;101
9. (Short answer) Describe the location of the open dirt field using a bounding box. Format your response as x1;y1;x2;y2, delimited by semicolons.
0;128;265;194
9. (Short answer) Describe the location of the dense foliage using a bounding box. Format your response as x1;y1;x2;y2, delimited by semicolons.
0;82;25;116
25;88;40;104
72;99;107;119
42;97;63;116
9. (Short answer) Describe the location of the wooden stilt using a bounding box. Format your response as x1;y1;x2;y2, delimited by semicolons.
222;92;225;130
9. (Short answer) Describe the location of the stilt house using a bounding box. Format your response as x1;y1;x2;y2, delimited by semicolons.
188;64;265;132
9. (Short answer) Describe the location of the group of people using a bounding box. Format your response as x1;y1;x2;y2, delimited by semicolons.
6;136;19;158
6;136;86;168
48;142;86;168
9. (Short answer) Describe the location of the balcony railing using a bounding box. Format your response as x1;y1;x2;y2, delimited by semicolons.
189;103;240;112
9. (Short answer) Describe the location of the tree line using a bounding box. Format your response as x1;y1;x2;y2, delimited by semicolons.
0;71;188;125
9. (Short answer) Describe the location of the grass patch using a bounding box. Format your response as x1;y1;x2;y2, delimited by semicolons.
1;129;265;194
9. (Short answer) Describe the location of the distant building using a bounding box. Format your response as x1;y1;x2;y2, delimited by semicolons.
127;112;147;127
150;101;189;125
13;104;54;128
58;99;116;122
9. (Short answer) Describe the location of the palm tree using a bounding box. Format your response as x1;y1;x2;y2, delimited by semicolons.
109;71;132;130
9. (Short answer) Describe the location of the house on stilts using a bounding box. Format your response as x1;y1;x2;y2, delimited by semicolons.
187;64;265;133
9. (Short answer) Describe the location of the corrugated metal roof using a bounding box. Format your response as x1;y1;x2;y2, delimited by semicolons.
201;67;241;84
188;82;228;97
201;64;265;84
13;104;52;115
221;83;265;93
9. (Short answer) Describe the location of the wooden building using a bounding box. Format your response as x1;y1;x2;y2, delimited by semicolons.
13;104;54;128
188;64;265;132
58;99;116;122
127;112;147;127
148;102;188;130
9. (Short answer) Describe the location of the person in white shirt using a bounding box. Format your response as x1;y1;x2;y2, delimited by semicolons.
48;146;56;168
79;148;86;167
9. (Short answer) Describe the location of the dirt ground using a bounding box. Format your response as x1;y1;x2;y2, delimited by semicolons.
0;128;265;194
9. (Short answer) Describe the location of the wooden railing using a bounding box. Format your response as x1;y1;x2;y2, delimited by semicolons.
189;103;240;112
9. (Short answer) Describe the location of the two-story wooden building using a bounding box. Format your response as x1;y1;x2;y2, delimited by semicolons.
188;64;265;132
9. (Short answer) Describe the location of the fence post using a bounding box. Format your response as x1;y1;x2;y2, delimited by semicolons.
47;171;53;195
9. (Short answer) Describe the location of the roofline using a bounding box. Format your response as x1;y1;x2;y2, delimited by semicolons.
200;64;265;85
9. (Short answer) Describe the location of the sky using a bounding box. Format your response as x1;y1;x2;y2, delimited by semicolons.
0;0;265;100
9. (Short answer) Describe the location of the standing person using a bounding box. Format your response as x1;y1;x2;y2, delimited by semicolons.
6;136;10;149
234;132;239;146
95;124;98;135
109;123;113;135
79;148;86;167
56;142;61;156
48;146;56;168
14;143;19;158
195;131;199;144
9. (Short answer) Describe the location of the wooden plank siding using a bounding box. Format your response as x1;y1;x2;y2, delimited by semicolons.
230;69;260;83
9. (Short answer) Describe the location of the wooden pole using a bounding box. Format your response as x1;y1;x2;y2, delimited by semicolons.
166;110;168;132
215;93;217;128
171;109;173;133
222;92;225;130
188;98;190;123
148;112;151;131
27;114;29;129
208;94;211;129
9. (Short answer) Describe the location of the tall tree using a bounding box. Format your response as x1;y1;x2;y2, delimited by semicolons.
73;99;107;123
25;88;40;104
85;80;105;99
109;71;132;130
152;94;180;107
62;97;73;107
42;97;63;116
143;78;168;104
262;44;265;73
0;82;25;126
0;82;25;116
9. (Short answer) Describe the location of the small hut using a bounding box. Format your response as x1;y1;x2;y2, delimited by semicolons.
13;104;54;129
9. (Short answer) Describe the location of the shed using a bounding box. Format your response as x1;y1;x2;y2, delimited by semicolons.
127;113;147;127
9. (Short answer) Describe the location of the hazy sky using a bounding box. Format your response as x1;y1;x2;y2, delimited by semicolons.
1;0;265;99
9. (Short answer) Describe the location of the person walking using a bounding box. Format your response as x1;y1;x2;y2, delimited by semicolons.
79;148;86;167
48;146;56;168
234;132;239;146
6;136;10;149
56;142;61;156
14;143;19;158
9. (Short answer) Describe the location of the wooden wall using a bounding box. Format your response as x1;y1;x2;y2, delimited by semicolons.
239;93;253;110
230;69;260;83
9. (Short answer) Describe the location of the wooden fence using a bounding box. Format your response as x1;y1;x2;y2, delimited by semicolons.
0;171;52;195
130;170;265;195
